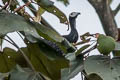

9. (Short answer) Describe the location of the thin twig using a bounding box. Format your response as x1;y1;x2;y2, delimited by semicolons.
81;70;88;80
16;31;24;41
81;72;84;80
3;38;15;47
80;44;97;56
113;3;120;16
0;5;2;8
27;6;37;13
1;2;9;10
6;0;12;9
6;35;36;72
0;38;3;51
14;1;32;12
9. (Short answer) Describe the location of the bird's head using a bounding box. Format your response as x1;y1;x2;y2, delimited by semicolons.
69;12;80;19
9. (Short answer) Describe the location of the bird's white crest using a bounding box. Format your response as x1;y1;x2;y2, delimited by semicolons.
69;12;80;17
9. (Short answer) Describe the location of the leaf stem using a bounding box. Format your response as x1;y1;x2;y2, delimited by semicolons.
80;44;97;56
16;31;24;41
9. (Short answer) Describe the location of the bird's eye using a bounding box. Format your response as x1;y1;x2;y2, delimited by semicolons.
71;13;74;15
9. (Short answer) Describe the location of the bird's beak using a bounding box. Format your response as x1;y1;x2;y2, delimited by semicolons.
77;12;80;15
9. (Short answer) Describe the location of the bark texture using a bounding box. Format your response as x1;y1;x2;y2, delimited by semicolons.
88;0;118;40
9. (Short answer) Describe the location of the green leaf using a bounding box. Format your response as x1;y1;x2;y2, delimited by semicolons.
85;73;103;80
33;22;64;42
18;47;52;79
113;42;120;56
76;44;90;56
0;12;38;37
114;42;120;50
36;0;69;24
35;0;54;6
61;53;84;80
97;34;116;55
0;48;18;73
18;43;69;80
84;55;120;80
10;65;43;80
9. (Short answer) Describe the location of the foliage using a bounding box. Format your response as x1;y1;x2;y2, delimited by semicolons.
96;34;116;55
0;0;120;80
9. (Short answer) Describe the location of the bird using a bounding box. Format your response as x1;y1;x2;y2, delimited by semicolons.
38;12;80;55
63;12;80;43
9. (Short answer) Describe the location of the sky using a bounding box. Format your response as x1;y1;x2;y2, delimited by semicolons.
0;0;120;80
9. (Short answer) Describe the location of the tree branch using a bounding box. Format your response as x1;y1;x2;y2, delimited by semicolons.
88;0;118;40
113;3;120;16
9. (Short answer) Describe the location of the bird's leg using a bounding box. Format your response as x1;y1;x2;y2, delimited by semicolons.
72;43;77;46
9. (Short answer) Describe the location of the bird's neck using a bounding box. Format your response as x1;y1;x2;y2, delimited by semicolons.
69;18;77;31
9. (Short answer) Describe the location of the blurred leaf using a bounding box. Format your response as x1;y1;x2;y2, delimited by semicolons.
35;0;54;6
38;7;45;16
36;0;69;24
0;48;19;73
33;22;64;42
113;42;120;56
114;42;120;50
0;12;70;53
0;12;38;37
10;65;43;80
113;50;120;56
0;73;9;80
97;34;116;55
18;43;69;80
56;0;69;6
85;55;120;80
18;47;52;80
76;44;90;56
61;53;84;80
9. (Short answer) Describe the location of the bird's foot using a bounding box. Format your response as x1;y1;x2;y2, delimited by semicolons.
72;43;78;49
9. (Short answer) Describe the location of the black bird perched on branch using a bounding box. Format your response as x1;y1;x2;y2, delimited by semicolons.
63;12;80;43
38;12;80;55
